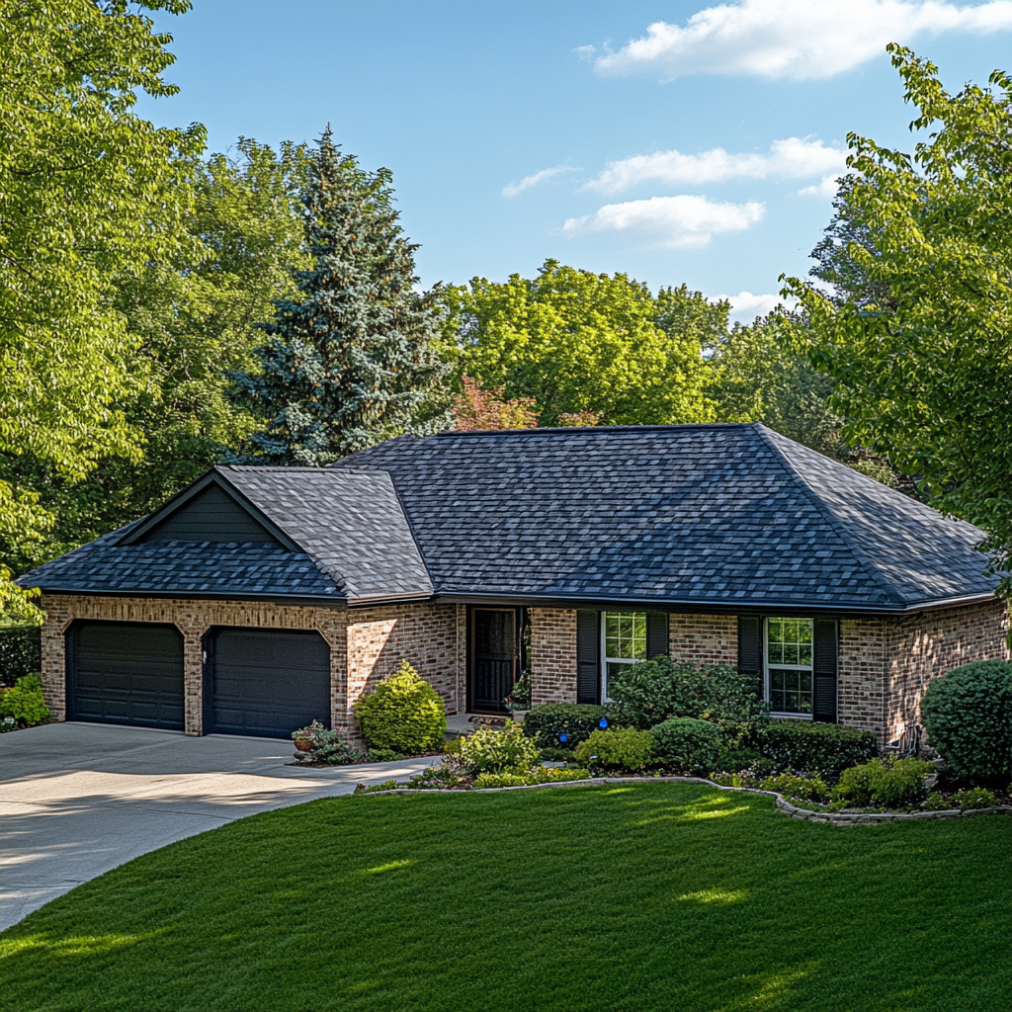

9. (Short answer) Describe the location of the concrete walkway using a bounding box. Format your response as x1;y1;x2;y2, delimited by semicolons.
0;722;438;932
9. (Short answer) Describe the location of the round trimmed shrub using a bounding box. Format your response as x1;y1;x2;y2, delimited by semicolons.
575;727;655;771
650;717;721;773
354;661;446;754
920;660;1012;783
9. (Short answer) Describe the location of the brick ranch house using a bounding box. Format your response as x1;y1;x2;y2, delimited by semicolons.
19;423;1009;747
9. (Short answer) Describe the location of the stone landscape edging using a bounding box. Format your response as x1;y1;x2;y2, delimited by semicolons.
355;773;1012;823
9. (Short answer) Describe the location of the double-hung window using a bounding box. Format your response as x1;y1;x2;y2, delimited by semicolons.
602;612;646;700
765;617;814;717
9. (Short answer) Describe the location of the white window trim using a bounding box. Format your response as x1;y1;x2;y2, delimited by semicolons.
764;617;814;721
600;611;647;702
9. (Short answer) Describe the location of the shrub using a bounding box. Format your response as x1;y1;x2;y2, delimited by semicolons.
834;758;932;809
454;722;540;775
367;748;404;762
607;656;763;729
650;717;722;773
523;703;608;749
354;661;446;754
474;766;593;789
761;772;830;803
0;673;50;727
712;746;765;774
312;728;365;765
920;660;1012;784
0;625;42;686
952;787;1000;810
744;720;878;780
921;792;953;811
575;727;654;771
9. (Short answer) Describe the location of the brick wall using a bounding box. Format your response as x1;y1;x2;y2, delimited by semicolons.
838;617;888;739
344;602;460;730
669;613;737;666
530;608;577;705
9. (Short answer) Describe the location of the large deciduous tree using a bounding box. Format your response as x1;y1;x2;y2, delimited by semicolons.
228;128;447;465
0;0;204;612
785;46;1012;594
440;263;719;427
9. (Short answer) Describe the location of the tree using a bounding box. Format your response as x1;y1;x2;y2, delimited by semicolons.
785;46;1012;593
439;262;718;427
0;138;311;570
0;0;204;612
452;377;539;431
228;128;447;465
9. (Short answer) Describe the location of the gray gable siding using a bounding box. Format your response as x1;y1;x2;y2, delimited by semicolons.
138;484;279;544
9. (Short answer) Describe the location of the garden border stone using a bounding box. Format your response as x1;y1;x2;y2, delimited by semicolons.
354;772;1012;822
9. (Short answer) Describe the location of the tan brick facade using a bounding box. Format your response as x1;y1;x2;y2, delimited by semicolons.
40;594;461;737
669;613;737;666
529;608;578;705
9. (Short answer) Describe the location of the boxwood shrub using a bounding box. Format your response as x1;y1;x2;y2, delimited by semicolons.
523;703;608;750
650;717;722;773
920;660;1012;783
744;719;878;780
354;661;446;754
575;727;654;771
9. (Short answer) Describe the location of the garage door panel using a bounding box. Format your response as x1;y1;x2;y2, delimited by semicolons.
70;622;184;730
208;629;330;739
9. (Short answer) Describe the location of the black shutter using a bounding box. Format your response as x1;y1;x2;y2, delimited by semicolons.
737;616;761;675
576;610;600;704
813;619;838;722
646;612;669;660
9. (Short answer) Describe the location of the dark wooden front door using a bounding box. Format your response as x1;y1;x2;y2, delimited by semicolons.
470;608;517;713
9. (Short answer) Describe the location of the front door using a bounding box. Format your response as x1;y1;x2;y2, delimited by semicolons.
470;608;517;713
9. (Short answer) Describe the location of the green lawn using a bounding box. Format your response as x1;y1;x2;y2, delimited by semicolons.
2;784;1009;1012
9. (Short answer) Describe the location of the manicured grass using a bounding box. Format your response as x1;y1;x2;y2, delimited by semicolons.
2;784;1009;1012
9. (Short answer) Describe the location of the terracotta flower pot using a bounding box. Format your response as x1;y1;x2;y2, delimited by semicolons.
293;738;314;753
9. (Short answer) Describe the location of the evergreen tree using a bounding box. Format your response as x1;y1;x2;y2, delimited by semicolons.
229;128;447;465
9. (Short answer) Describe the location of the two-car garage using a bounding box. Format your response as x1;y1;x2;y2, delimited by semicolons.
66;622;331;739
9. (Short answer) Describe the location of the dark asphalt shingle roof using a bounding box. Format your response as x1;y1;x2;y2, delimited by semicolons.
20;423;997;611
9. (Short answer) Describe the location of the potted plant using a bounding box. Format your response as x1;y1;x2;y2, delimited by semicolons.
505;673;532;723
292;719;324;754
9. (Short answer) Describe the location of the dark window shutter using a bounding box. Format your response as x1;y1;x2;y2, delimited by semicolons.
737;616;761;675
813;619;838;722
646;612;669;660
576;610;600;705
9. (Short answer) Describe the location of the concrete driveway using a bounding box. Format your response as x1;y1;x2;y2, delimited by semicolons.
0;722;438;932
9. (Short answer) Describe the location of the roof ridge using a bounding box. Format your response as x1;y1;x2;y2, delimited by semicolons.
432;422;754;438
754;424;903;607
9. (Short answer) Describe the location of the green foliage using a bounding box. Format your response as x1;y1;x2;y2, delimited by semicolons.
786;47;1012;593
313;730;366;766
0;0;205;612
952;788;1000;810
439;262;718;426
920;661;1012;783
921;792;954;812
354;661;446;754
834;758;932;809
366;748;404;763
0;625;41;685
229;127;447;465
650;717;722;773
744;719;878;780
761;772;830;804
522;703;609;749
0;673;50;727
607;656;763;729
575;727;654;771
453;722;540;775
474;767;592;789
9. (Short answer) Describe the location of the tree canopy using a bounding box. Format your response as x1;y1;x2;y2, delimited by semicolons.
786;46;1012;594
440;263;722;427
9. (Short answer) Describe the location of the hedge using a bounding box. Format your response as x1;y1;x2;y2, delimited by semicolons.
744;720;878;780
523;704;609;749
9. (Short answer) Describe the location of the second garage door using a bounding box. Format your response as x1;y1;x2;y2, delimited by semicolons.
205;628;331;739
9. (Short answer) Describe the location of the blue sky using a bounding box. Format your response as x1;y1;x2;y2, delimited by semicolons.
138;0;1012;321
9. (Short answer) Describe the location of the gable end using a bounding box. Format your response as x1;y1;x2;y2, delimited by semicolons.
133;483;281;545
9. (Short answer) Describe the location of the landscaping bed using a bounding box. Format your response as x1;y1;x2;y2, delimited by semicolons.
2;781;1008;1012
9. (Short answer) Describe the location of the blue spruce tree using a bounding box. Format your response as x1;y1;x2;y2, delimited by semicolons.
230;128;447;464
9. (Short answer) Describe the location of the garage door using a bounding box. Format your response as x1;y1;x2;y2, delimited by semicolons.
68;622;185;730
205;628;331;739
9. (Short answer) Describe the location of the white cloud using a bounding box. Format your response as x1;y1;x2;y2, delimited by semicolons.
502;165;577;198
562;195;765;248
585;137;847;194
797;174;843;199
711;290;797;323
574;44;597;60
593;0;1012;81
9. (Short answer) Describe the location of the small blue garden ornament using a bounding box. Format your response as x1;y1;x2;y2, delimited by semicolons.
599;717;608;729
559;732;568;744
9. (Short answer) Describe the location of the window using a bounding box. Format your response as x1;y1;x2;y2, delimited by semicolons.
765;617;813;716
602;612;646;699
